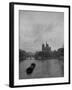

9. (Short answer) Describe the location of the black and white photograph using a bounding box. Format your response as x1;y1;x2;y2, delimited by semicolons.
19;10;64;79
9;2;70;87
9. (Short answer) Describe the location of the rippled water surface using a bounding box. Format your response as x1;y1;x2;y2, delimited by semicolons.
19;58;64;79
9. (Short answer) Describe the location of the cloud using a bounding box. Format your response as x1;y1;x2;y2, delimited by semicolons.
19;10;64;52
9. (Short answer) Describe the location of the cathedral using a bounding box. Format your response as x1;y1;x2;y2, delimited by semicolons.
42;42;51;52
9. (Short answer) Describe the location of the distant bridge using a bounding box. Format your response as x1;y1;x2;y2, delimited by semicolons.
26;54;35;60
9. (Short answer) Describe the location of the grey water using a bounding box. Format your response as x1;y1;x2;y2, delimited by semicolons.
19;58;64;79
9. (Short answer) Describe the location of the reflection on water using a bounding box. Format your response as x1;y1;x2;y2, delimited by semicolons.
19;58;64;79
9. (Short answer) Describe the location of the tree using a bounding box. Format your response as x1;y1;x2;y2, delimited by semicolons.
19;49;27;62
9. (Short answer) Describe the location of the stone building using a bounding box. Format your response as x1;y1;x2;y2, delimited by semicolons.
42;42;51;52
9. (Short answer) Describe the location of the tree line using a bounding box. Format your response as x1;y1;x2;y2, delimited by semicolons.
19;47;64;62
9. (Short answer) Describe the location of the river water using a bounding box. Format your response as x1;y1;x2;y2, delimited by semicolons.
19;58;64;79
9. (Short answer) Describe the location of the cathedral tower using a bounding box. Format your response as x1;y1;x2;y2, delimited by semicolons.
42;43;45;51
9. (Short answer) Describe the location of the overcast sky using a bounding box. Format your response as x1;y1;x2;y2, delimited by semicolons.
19;10;64;52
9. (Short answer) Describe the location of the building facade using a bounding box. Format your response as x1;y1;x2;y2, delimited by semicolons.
42;42;51;52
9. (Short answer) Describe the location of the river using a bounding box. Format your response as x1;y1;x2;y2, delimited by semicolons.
19;58;64;79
